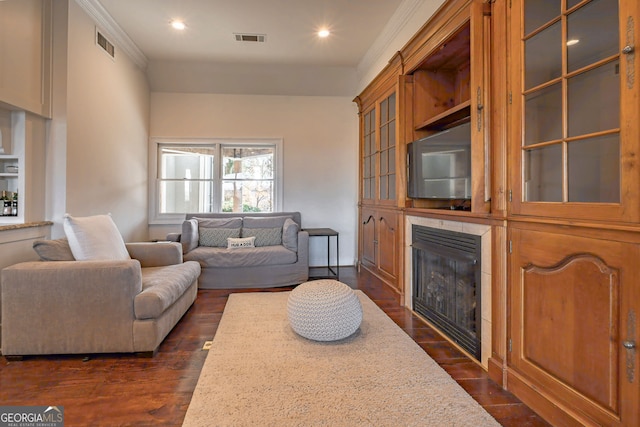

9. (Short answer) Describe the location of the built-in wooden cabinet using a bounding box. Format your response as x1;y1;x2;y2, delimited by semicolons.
356;0;491;299
356;0;640;423
505;0;640;425
357;76;403;294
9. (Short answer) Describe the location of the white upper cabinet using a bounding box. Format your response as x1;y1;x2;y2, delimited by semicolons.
0;0;51;117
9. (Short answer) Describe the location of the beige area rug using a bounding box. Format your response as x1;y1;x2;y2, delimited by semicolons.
182;291;500;427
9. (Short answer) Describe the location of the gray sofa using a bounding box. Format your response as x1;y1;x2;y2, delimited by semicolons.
167;212;309;289
1;241;200;358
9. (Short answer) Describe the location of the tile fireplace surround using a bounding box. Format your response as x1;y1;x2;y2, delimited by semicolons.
404;215;492;369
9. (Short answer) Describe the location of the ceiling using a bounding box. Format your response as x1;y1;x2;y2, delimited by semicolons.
97;0;404;67
85;0;443;95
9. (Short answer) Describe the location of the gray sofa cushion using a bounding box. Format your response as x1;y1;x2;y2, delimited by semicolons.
134;261;201;319
196;217;243;229
242;215;291;229
184;245;297;268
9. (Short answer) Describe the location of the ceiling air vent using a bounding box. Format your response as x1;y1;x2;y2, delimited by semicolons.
234;33;266;43
96;30;115;58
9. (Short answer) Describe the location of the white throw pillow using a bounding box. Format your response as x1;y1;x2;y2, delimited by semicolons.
63;213;130;261
227;236;256;249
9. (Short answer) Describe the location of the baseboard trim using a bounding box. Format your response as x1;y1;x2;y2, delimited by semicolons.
487;356;504;387
506;368;603;427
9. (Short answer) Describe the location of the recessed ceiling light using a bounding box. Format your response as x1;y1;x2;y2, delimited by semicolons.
567;39;579;46
171;20;186;30
318;29;330;38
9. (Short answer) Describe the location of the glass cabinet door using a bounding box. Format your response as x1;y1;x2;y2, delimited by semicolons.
362;107;376;202
378;92;396;202
361;91;397;205
511;0;639;221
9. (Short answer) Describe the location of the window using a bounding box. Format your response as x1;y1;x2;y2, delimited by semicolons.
149;139;283;224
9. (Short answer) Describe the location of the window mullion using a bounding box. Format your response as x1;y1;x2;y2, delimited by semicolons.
212;143;222;212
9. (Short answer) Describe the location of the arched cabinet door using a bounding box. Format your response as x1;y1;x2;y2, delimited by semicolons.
360;208;377;269
509;224;640;426
377;209;399;287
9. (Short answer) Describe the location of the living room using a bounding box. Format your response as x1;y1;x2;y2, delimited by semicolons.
2;0;639;426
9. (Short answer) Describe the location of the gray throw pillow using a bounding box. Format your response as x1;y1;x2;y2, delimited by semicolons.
195;217;243;247
33;238;76;261
241;227;282;247
200;227;241;247
242;216;292;247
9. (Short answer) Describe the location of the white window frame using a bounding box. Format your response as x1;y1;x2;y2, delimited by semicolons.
149;138;284;224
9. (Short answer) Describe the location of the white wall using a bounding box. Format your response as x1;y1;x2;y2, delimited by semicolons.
147;60;357;97
60;0;150;241
149;93;359;267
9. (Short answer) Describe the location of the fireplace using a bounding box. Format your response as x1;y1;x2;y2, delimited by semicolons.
412;225;482;360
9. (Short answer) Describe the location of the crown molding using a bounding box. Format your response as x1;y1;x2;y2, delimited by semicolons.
356;0;424;79
74;0;148;69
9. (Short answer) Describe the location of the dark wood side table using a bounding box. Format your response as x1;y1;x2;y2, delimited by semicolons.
303;228;339;280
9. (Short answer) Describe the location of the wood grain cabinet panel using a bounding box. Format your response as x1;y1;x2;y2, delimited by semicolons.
360;207;376;270
358;207;401;295
376;209;399;284
509;226;640;426
523;255;619;412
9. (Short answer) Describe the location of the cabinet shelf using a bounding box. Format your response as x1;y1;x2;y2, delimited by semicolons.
0;109;25;222
414;100;471;131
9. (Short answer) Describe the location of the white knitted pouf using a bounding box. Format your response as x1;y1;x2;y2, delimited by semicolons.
287;280;363;341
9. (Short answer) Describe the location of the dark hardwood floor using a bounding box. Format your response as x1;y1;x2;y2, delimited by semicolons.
0;267;550;426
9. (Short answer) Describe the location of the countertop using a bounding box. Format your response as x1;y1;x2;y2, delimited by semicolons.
0;221;53;232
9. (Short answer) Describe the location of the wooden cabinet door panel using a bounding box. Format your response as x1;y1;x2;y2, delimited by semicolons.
522;254;619;412
377;210;398;281
360;208;376;268
510;227;640;426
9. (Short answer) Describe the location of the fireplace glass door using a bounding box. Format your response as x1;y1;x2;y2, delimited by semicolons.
412;225;481;359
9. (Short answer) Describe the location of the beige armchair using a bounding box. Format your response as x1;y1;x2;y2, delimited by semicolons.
1;242;200;358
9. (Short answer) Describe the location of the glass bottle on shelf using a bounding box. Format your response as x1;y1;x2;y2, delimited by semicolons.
11;191;17;216
2;191;12;216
